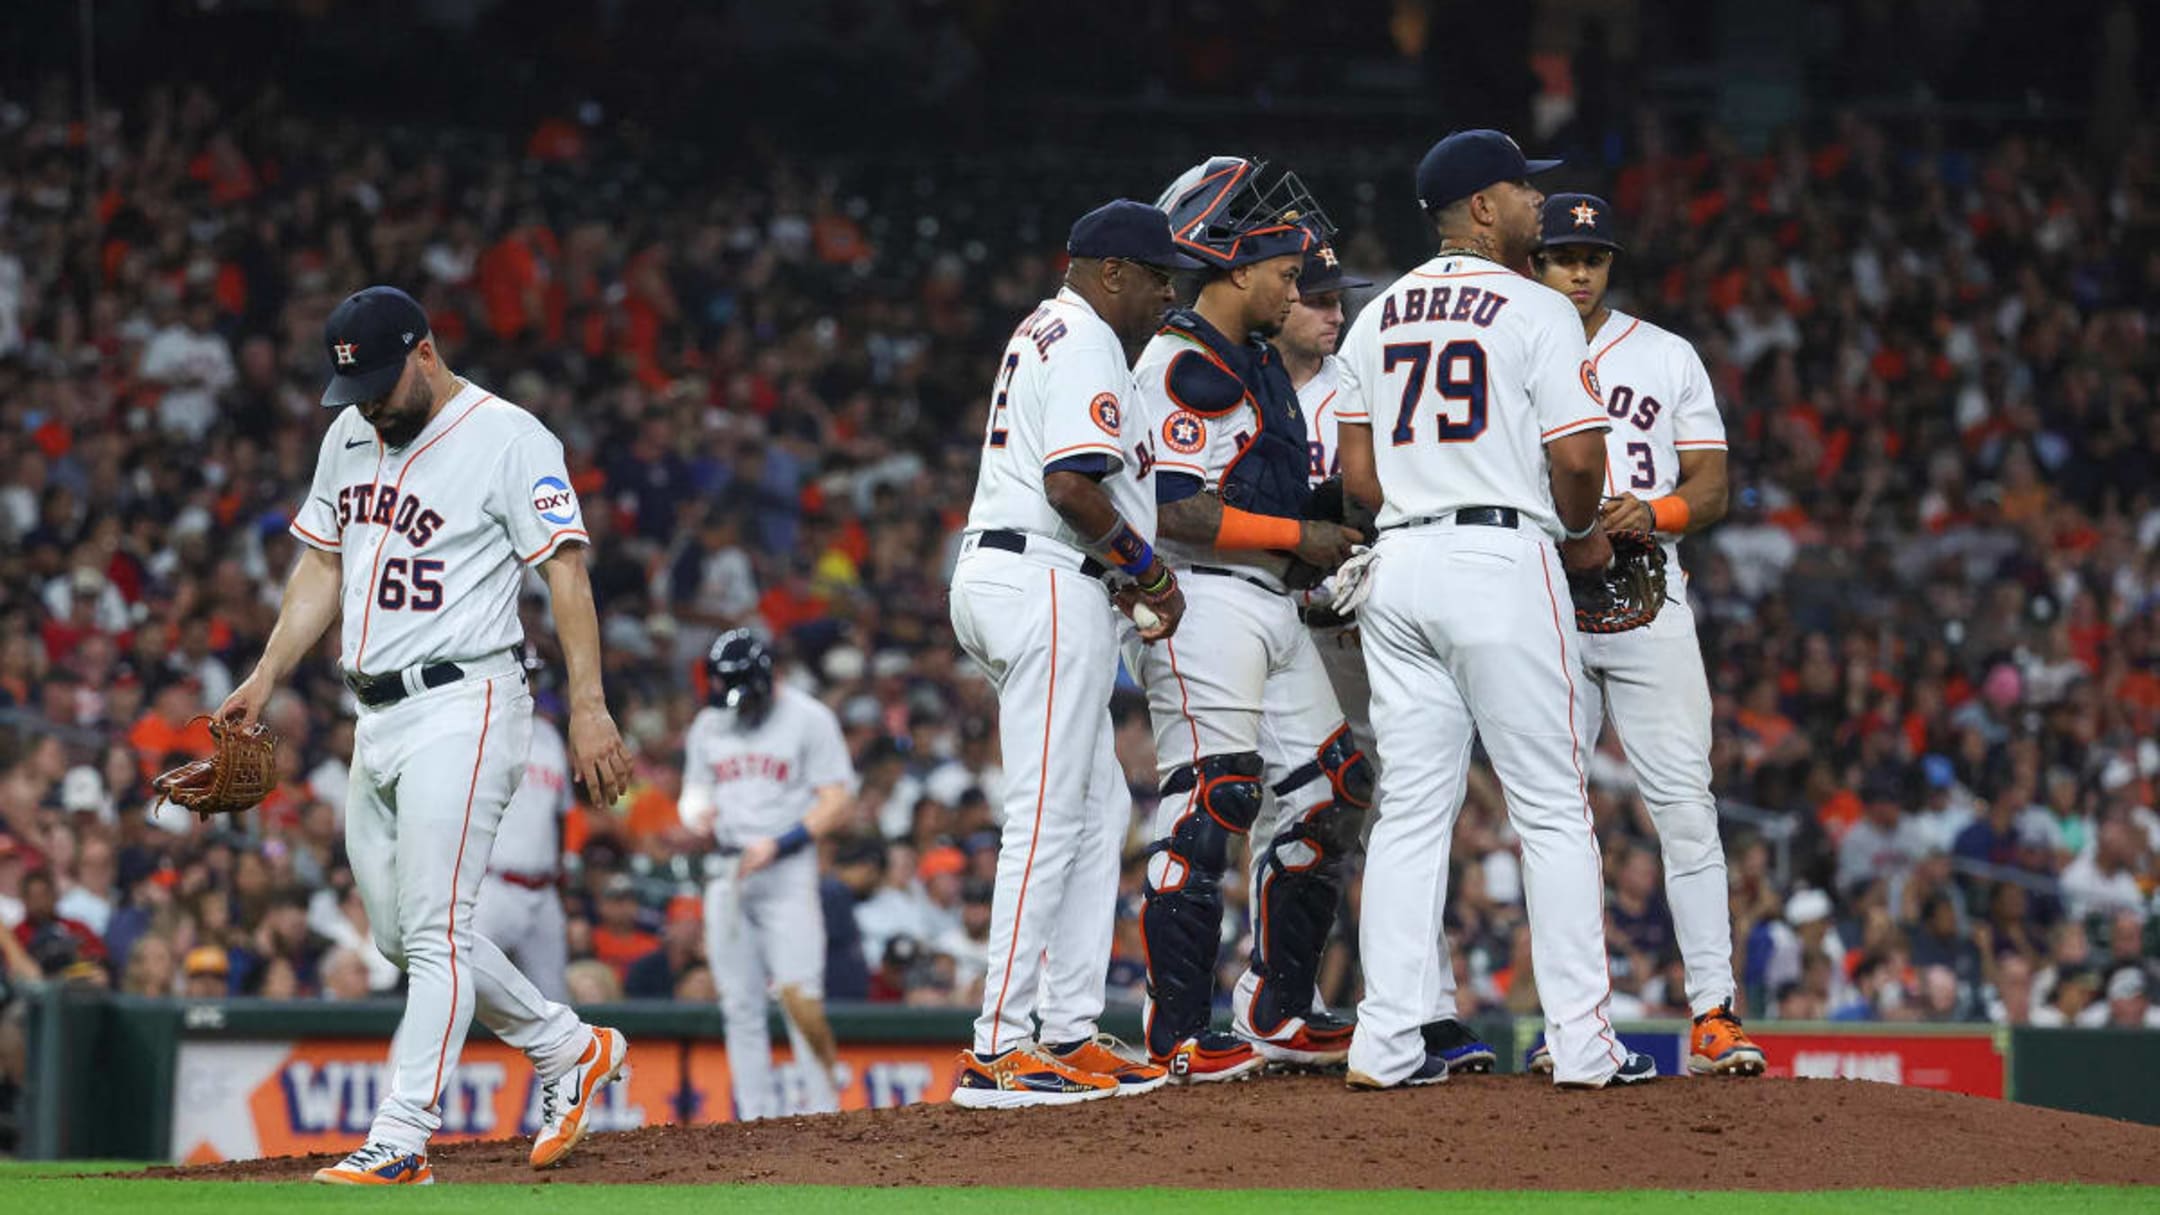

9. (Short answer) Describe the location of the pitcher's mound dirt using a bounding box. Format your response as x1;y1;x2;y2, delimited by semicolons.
163;1075;2160;1190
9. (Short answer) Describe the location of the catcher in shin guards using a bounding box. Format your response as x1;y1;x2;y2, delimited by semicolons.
1131;157;1369;1082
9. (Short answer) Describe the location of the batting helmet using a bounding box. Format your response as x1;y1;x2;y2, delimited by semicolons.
1156;156;1330;271
706;629;775;722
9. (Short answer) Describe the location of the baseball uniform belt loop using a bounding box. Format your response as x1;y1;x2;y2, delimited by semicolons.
489;868;557;891
971;528;1110;580
1187;564;1282;592
1382;506;1520;532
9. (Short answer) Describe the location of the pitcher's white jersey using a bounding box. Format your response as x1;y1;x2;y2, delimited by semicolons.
964;287;1157;550
1336;254;1609;538
290;380;586;676
1585;309;1727;573
487;714;573;874
1299;355;1346;483
680;686;856;843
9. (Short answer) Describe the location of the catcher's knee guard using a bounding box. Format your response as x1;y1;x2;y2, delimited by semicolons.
1249;727;1373;1033
1142;752;1264;1055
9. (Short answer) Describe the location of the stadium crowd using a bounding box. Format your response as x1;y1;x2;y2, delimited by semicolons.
2;76;2158;1136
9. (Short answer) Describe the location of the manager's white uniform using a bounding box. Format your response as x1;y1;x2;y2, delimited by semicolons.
949;287;1156;1055
1337;255;1627;1087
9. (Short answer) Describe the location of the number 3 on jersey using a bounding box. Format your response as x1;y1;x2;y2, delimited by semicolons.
985;352;1019;449
1385;340;1488;445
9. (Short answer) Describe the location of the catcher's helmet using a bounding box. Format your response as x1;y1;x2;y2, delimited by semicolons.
706;629;775;721
1156;156;1330;270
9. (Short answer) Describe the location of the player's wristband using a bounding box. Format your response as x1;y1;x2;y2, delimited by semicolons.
1216;506;1303;551
1561;518;1599;542
773;824;813;859
1091;519;1155;578
1137;562;1174;596
1649;495;1692;533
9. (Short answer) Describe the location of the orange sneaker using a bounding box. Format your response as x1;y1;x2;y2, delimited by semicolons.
1153;1032;1267;1084
950;1045;1122;1109
530;1026;629;1168
1046;1034;1169;1096
1689;1002;1766;1076
312;1142;432;1185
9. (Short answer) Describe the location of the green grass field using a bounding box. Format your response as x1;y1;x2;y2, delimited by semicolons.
1;1166;2155;1214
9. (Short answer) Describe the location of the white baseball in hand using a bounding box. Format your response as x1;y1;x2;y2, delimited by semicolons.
1131;603;1162;632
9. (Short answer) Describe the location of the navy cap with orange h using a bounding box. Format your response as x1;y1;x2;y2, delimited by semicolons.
321;286;430;408
1539;193;1623;252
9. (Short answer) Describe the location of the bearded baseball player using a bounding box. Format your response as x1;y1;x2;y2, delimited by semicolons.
1277;240;1502;1076
471;705;574;1001
949;200;1189;1109
220;285;635;1183
1334;131;1652;1090
1525;192;1765;1076
1132;158;1369;1082
680;630;857;1119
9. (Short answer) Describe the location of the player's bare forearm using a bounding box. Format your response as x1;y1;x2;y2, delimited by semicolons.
1338;422;1381;511
540;543;608;711
1157;492;1223;546
1043;469;1124;543
248;545;342;686
804;784;852;838
1545;430;1608;534
1673;449;1729;533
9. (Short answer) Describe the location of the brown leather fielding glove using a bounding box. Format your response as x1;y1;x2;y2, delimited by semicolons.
1569;529;1668;634
152;717;280;819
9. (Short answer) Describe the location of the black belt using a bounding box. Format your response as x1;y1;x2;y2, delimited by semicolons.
1189;564;1281;592
977;529;1107;580
1384;506;1519;531
1300;603;1356;629
344;660;469;708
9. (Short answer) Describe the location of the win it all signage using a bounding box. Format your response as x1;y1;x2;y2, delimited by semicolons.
169;1038;957;1164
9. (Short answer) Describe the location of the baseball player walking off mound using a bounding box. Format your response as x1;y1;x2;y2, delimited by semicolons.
471;706;574;1001
1277;241;1502;1076
949;201;1190;1109
1526;193;1765;1076
680;630;858;1119
1335;131;1654;1090
221;286;636;1183
1133;158;1370;1081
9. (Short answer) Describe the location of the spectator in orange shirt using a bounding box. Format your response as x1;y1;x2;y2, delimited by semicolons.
589;874;660;980
127;679;216;782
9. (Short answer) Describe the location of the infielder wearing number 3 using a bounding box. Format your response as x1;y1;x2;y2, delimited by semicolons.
221;286;638;1184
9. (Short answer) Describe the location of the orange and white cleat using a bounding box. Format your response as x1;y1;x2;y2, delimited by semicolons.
950;1044;1122;1109
1689;1002;1767;1076
1153;1032;1268;1084
312;1141;433;1185
530;1026;629;1168
1046;1034;1170;1096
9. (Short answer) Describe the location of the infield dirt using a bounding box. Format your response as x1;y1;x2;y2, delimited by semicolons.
164;1074;2160;1190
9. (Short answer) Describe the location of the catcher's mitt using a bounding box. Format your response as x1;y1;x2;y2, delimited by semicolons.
1570;530;1668;633
152;716;280;819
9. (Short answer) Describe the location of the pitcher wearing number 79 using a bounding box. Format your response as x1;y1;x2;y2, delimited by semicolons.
218;286;638;1184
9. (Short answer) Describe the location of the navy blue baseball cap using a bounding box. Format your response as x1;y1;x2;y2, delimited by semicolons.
321;286;430;408
1539;193;1622;251
1067;200;1203;271
1299;240;1372;295
1415;129;1562;213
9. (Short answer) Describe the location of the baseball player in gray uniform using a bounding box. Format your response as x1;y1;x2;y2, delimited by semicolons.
224;285;634;1184
681;630;857;1120
472;709;573;1002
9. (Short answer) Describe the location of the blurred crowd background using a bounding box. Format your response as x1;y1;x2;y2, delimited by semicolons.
3;0;2159;1147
